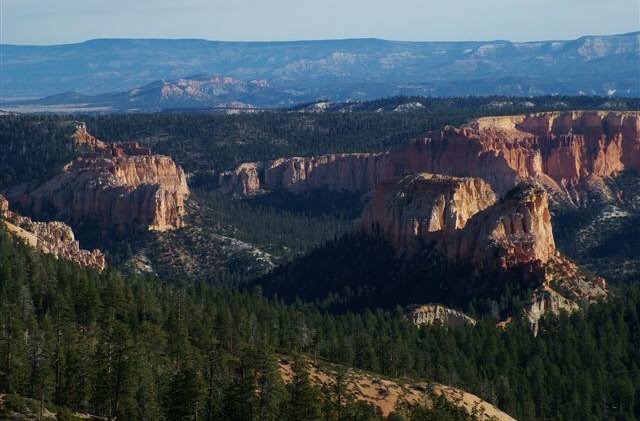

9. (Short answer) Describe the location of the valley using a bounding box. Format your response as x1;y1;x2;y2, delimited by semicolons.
1;101;640;420
3;2;640;418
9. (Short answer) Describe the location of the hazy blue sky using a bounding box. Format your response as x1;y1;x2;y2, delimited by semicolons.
2;0;639;45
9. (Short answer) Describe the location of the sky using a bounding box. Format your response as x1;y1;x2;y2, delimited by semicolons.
2;0;639;45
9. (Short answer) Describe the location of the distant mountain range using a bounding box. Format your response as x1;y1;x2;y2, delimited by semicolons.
1;32;638;111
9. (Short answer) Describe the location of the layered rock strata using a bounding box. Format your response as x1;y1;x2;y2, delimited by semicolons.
448;184;557;269
362;176;607;328
1;194;105;270
405;304;477;328
362;174;496;254
6;123;189;234
219;111;640;203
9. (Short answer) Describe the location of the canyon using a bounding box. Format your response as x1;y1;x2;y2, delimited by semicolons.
5;123;190;235
1;194;105;270
225;111;626;326
219;111;640;205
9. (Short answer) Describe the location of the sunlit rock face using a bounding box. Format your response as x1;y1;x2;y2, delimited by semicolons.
448;184;556;269
363;179;607;330
361;173;496;255
6;123;190;235
405;304;477;328
1;193;106;270
219;111;640;204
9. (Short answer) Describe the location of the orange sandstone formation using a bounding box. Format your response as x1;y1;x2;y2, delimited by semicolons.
449;184;557;269
362;174;496;254
6;123;189;234
1;194;105;270
362;177;607;328
219;111;640;203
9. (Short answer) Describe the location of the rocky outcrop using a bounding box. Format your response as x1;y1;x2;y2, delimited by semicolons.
219;111;640;203
218;162;263;196
449;184;556;269
0;195;8;217
73;122;153;157
363;178;607;328
6;123;189;234
526;254;607;333
405;304;477;328
361;175;557;270
445;183;607;329
1;194;105;270
218;153;386;196
362;174;496;254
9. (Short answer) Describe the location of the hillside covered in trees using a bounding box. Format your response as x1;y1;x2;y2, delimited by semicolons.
1;227;639;420
2;100;640;420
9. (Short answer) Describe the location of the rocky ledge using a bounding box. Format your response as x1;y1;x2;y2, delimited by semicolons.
219;111;639;204
405;304;477;328
6;123;189;234
1;194;105;270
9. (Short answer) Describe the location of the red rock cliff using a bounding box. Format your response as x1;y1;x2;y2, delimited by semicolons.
6;124;189;234
1;194;105;270
362;174;496;254
362;178;607;328
219;111;640;202
449;184;556;269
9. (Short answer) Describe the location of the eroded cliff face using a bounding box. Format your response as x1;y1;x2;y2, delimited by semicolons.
405;304;477;328
450;185;556;269
526;254;607;332
218;153;387;196
448;183;606;329
6;123;189;234
363;178;607;328
1;194;105;270
219;111;640;203
362;174;496;254
363;177;557;269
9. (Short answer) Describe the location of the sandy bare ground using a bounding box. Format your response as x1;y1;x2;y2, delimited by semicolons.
278;357;516;421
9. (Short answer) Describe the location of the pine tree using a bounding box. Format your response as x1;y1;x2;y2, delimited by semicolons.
166;364;205;421
256;350;286;421
221;357;257;421
284;356;322;421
